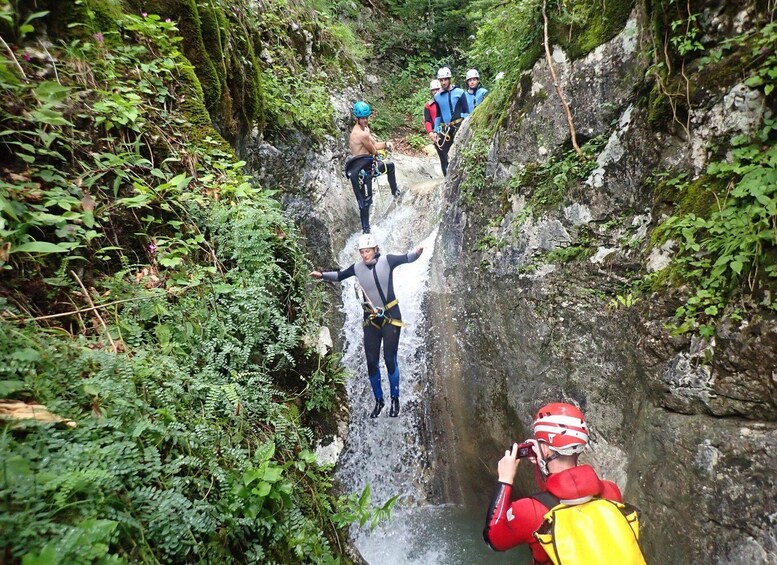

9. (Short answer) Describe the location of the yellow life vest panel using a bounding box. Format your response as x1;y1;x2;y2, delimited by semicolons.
533;497;647;565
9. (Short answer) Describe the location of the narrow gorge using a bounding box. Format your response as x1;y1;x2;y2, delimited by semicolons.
1;0;774;563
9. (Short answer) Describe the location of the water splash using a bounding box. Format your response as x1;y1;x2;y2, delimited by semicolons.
335;201;437;506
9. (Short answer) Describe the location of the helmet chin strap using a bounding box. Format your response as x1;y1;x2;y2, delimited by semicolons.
536;443;559;478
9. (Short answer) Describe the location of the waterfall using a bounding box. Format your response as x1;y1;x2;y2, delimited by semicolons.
331;155;525;564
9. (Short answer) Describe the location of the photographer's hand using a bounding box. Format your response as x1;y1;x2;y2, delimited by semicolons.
497;443;521;485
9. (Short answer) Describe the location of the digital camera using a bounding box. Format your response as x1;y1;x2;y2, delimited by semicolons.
515;442;534;458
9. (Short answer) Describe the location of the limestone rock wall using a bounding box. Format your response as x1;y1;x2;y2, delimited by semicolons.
429;3;776;563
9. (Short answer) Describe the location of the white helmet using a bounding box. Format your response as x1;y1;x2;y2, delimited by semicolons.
437;67;452;79
429;79;441;90
358;233;377;249
466;68;480;80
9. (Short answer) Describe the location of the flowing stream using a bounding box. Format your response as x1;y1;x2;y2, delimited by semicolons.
332;155;527;564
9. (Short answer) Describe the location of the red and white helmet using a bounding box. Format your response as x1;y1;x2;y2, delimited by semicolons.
532;402;589;455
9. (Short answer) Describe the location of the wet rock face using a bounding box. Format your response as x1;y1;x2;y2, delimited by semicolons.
241;93;359;262
430;2;775;562
641;304;777;420
631;408;777;564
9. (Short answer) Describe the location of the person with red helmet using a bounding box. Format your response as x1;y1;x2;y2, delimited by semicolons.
483;402;623;563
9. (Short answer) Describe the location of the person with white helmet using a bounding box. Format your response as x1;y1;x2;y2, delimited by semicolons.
309;234;424;418
345;101;401;234
483;402;624;563
464;68;488;111
423;79;445;174
432;66;470;175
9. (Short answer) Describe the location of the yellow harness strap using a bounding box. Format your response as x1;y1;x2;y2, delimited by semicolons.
363;299;405;328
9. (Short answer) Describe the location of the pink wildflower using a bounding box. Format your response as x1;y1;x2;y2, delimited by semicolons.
93;32;104;43
141;12;148;17
23;52;31;62
148;243;157;254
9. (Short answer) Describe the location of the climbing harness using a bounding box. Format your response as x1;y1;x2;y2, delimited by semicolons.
357;149;391;200
355;281;405;329
363;298;405;329
435;118;463;148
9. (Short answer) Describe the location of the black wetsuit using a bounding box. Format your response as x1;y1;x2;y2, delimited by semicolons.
322;249;420;400
433;86;470;175
344;155;399;233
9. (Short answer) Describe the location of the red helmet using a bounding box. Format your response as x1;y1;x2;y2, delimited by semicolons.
532;402;589;455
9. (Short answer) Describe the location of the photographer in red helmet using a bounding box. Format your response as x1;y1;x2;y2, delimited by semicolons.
483;402;626;564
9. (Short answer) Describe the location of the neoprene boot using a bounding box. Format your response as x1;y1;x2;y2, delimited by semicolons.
370;399;385;418
360;207;370;234
389;396;400;417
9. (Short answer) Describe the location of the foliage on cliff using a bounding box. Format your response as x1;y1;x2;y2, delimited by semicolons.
456;0;776;337
0;2;386;562
643;0;776;335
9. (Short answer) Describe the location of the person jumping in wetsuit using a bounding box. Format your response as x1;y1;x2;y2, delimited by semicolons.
345;101;400;234
309;233;423;418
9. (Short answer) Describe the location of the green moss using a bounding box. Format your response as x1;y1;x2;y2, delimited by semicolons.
220;6;264;134
41;0;124;39
196;1;227;112
550;0;636;61
544;245;592;263
127;0;220;116
646;84;673;129
653;174;727;219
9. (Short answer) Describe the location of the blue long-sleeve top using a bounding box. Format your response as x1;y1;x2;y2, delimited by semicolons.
466;86;488;111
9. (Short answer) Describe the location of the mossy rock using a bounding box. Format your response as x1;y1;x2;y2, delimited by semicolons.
549;0;636;61
654;174;727;219
688;50;751;104
36;0;123;40
646;83;673;130
121;0;263;141
124;0;222;113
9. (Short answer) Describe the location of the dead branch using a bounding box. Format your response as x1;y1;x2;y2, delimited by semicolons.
542;0;582;157
0;401;77;428
71;270;119;353
10;296;154;322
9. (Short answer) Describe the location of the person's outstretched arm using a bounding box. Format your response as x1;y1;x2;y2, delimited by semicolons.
386;247;424;268
310;264;356;282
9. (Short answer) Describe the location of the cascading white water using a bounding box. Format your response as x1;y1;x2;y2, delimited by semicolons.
333;204;437;506
331;160;524;564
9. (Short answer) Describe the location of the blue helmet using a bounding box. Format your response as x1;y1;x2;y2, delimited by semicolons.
353;101;371;118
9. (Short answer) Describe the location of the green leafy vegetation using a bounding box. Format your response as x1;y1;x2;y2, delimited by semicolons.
459;130;491;205
509;137;606;219
0;4;388;562
654;121;776;336
466;0;633;132
642;4;777;336
368;57;443;137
